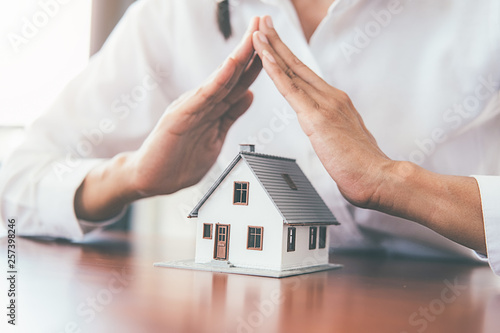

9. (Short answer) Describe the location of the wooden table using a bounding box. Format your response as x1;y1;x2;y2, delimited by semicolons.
1;231;499;333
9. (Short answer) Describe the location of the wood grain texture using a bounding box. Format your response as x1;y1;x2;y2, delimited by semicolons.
2;231;499;333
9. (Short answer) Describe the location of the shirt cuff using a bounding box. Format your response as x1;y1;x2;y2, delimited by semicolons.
78;206;128;234
472;175;500;275
37;158;120;240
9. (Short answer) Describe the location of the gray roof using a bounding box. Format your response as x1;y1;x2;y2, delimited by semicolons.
188;151;339;226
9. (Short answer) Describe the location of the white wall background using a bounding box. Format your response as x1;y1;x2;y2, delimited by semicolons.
0;0;92;237
0;0;92;126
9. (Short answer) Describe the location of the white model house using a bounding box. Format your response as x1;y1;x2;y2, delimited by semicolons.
187;144;340;274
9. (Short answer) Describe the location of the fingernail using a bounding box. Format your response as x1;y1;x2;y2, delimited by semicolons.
247;17;258;32
265;16;273;29
256;31;269;44
262;50;276;63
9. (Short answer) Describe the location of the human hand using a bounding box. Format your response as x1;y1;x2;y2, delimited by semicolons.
250;16;485;255
129;17;263;197
75;18;262;221
252;16;394;208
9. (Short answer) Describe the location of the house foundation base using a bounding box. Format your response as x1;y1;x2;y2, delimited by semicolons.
153;260;342;278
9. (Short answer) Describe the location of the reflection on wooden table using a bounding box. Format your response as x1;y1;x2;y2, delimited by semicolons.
1;231;499;333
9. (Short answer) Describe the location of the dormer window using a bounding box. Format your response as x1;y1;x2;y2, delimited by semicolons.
282;174;297;190
233;181;249;205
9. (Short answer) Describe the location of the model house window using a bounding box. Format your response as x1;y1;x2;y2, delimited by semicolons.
282;174;298;190
287;227;296;252
203;223;213;239
309;227;317;250
319;226;326;249
247;226;263;250
233;182;249;205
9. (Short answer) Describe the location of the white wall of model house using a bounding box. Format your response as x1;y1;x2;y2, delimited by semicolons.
194;158;331;271
195;160;284;270
280;226;329;270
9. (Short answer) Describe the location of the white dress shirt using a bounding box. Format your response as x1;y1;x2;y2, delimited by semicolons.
1;0;499;274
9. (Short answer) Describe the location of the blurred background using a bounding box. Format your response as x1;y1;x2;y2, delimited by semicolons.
0;0;134;126
0;0;196;240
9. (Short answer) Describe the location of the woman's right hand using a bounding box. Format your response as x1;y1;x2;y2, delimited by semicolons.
75;17;262;221
130;17;262;197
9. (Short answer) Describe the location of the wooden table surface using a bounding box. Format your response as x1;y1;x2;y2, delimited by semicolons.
1;231;499;333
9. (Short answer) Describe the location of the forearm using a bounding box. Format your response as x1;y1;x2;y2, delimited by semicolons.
74;153;142;222
375;161;486;254
74;19;261;223
251;15;487;255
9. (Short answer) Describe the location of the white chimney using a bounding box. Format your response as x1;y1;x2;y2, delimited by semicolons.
239;144;255;153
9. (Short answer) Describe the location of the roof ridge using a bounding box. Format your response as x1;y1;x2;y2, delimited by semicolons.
189;149;339;226
240;151;296;162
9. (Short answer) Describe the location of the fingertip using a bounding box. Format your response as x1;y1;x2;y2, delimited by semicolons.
231;90;253;111
262;50;276;64
223;91;254;128
247;16;260;33
223;56;236;72
252;30;259;42
216;56;236;83
263;15;273;29
258;15;266;31
252;32;261;52
237;90;254;110
260;31;269;44
251;32;276;69
259;15;279;42
244;90;254;103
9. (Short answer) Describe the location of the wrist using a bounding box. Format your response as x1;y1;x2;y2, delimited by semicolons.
371;160;440;225
74;152;142;221
368;160;486;252
366;160;419;213
111;152;145;203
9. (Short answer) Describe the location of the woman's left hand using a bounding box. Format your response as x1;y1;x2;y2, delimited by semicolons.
251;16;486;254
252;15;394;208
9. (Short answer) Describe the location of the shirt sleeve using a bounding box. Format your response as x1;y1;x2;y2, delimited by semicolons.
472;175;500;275
0;0;173;240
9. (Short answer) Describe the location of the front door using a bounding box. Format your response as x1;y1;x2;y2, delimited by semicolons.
214;224;230;260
